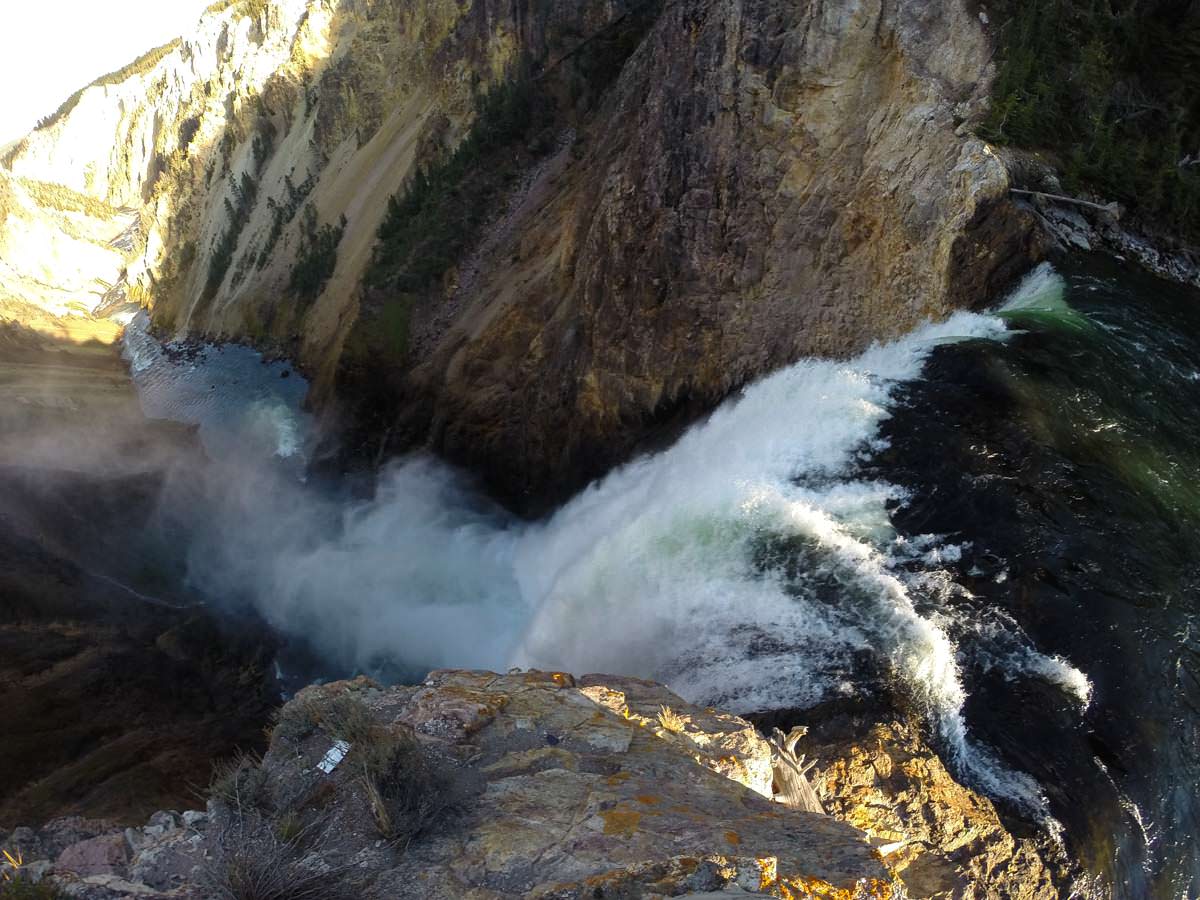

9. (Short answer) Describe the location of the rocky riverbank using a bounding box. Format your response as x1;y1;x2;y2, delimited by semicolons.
0;670;1075;899
998;148;1200;290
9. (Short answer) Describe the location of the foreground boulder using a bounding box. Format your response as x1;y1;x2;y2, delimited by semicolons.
1;671;1072;898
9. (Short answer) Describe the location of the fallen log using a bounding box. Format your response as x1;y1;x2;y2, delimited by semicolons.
1010;188;1121;220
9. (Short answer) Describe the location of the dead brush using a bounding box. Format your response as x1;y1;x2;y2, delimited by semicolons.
208;751;269;817
356;724;447;848
270;691;376;747
201;809;358;900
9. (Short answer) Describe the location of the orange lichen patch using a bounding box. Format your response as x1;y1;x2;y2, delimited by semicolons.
583;869;629;888
757;856;779;892
400;683;508;736
482;746;579;777
865;878;896;898
772;874;895;900
600;808;642;836
710;754;752;782
605;771;631;785
724;830;741;846
635;795;661;805
521;670;576;687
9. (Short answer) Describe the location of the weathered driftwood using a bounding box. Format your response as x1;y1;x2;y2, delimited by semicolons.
1010;188;1121;220
768;726;824;814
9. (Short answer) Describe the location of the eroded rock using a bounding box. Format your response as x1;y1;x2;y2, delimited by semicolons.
805;717;1073;899
2;672;1081;898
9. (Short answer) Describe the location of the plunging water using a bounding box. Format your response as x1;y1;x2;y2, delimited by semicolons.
122;259;1200;897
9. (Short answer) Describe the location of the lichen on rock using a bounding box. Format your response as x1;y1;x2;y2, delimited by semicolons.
1;671;1082;899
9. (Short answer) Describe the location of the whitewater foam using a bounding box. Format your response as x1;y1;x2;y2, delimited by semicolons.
124;279;1091;825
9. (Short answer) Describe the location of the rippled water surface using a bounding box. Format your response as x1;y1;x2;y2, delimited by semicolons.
874;258;1200;897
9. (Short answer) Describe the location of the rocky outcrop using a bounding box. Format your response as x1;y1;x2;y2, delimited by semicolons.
0;0;1039;509
993;147;1200;289
805;717;1072;899
1;670;1072;899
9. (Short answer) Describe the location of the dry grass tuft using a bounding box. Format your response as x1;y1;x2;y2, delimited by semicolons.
657;705;687;733
358;727;446;848
202;811;358;900
266;693;451;858
209;752;269;816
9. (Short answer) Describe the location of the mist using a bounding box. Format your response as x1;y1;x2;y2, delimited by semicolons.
114;307;984;715
1;288;1099;825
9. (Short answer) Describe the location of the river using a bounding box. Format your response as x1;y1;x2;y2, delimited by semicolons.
119;256;1199;897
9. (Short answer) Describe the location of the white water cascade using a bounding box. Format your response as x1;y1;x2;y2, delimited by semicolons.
124;270;1091;825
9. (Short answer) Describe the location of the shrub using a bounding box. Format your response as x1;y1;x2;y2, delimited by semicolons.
288;206;345;301
271;693;448;848
209;752;269;816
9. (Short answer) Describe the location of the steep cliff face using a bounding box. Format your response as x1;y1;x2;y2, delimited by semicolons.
0;326;278;829
3;0;594;342
384;0;1040;505
0;0;1039;505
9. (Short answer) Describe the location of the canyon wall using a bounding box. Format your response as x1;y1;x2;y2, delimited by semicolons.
0;0;1041;506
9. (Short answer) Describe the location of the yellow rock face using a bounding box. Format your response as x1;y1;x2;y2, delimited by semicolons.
808;719;1068;899
267;670;895;898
